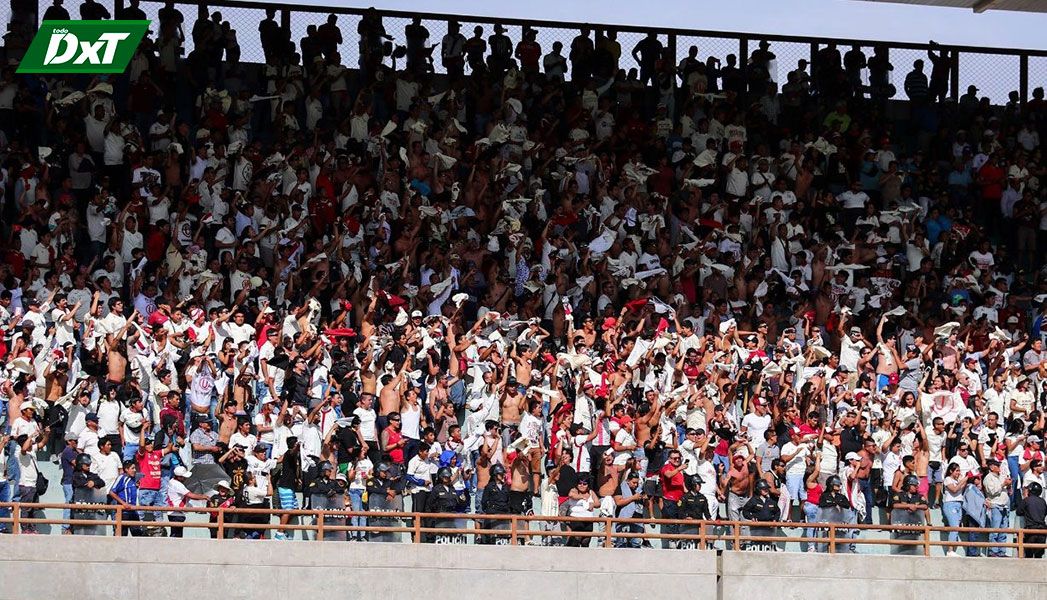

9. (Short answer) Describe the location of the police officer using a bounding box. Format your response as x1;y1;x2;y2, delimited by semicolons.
366;463;403;542
741;479;781;551
428;467;466;543
1017;481;1047;558
889;474;928;555
71;453;107;535
308;462;345;541
679;474;711;549
818;475;854;552
480;464;511;543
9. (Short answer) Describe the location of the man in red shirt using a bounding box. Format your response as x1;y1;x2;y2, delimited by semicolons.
145;219;170;264
514;29;541;74
977;154;1005;235
659;449;687;548
135;426;176;528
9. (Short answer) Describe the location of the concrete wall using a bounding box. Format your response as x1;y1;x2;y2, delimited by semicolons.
721;551;1045;600
0;537;718;600
1;536;1042;600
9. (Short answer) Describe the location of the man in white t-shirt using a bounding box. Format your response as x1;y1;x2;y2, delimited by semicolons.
166;466;207;537
780;427;811;504
740;401;772;445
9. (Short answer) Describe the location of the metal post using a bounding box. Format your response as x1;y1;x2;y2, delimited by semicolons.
115;506;123;537
698;521;707;549
667;33;677;64
217;508;225;539
510;515;518;546
828;524;836;554
738;37;749;101
280;8;291;34
13;504;20;535
923;525;931;557
413;513;422;544
733;522;741;550
950;49;960;101
603;517;613;548
1020;54;1029;104
316;510;324;542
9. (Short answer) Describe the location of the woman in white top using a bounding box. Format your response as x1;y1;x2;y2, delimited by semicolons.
347;448;373;541
941;462;967;555
400;387;424;453
565;479;598;547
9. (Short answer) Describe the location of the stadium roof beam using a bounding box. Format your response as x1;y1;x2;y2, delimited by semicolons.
861;0;1047;13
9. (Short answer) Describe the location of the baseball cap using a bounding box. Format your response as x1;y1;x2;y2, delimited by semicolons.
845;452;862;462
173;466;193;478
905;344;918;353
85;412;99;422
1007;316;1019;324
411;310;423;318
1028;435;1043;444
849;326;861;336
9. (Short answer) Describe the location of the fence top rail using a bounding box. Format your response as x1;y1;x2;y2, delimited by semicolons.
137;0;1047;57
0;502;1035;536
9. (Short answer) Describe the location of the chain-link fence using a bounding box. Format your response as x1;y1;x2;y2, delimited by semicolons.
7;0;1046;104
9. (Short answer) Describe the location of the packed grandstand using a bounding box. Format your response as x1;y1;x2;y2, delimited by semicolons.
0;0;1045;558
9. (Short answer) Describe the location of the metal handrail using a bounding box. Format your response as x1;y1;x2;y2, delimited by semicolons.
138;0;1047;57
3;501;1046;554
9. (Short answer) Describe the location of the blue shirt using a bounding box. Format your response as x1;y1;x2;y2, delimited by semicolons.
60;446;78;486
110;473;139;505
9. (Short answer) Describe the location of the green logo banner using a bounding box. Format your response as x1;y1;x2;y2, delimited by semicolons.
17;20;149;74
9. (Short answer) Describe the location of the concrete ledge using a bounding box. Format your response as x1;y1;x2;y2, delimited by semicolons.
721;551;1045;599
0;537;718;600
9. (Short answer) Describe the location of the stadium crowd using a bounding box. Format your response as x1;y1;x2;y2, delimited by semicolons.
0;1;1046;557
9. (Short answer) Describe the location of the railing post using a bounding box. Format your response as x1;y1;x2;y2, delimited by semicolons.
950;49;960;101
603;517;613;548
1017;528;1024;558
741;36;749;98
1019;54;1029;104
413;513;422;544
316;510;324;541
698;520;707;549
733;522;741;550
923;525;931;557
510;515;518;546
217;508;225;539
13;503;20;535
114;505;123;537
828;523;836;554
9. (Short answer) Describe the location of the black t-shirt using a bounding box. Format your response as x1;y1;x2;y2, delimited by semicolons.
333;425;360;464
555;465;578;497
224;457;248;493
276;448;300;490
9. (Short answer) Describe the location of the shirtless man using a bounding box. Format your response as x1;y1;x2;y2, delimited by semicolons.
509;450;532;514
874;313;901;392
499;370;528;444
596;450;622;497
474;435;495;513
377;359;410;432
721;453;754;521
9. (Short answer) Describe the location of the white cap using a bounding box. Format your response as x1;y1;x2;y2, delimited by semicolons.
173;466;193;478
845;452;862;462
411;310;423;318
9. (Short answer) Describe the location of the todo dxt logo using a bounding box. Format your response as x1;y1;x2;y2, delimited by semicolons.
18;20;150;74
